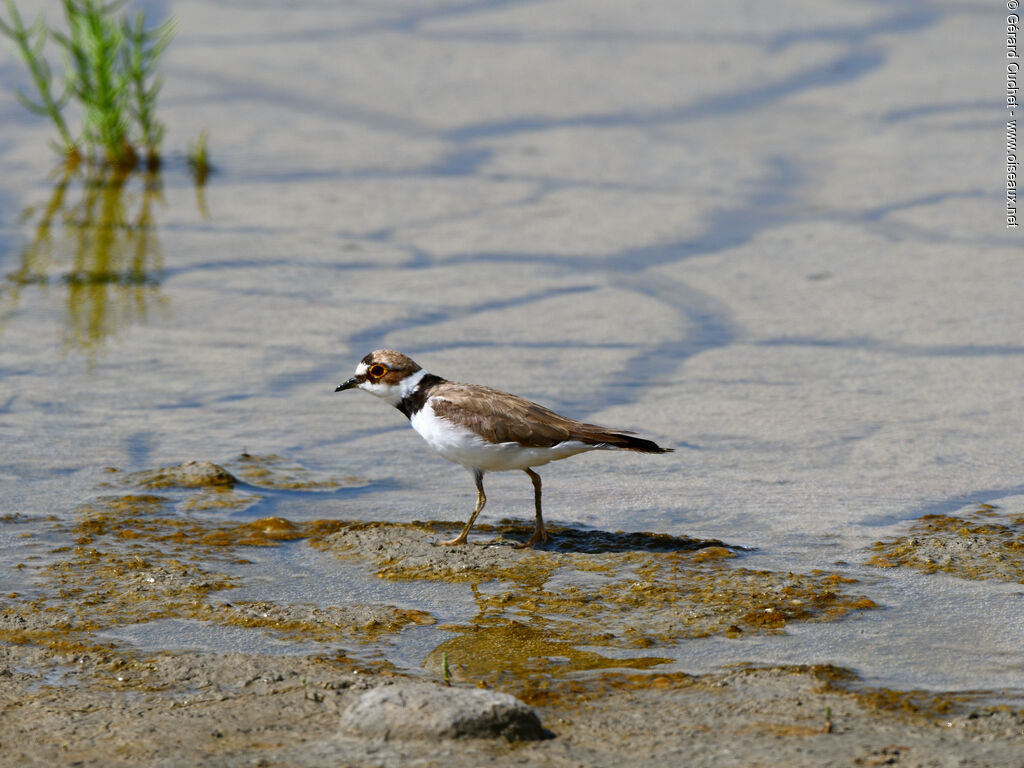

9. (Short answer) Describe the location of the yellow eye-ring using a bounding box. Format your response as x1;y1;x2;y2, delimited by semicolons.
369;364;387;378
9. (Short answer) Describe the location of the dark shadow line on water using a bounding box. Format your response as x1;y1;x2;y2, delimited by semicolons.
443;47;884;142
348;267;740;416
159;256;384;281
175;0;546;46
226;479;394;520
613;154;802;267
411;340;636;354
304;423;411;451
762;4;939;52
858;486;1024;528
349;0;544;37
543;155;799;411
859;190;990;223
584;275;738;413
123;432;158;472
168;66;427;138
758;336;1024;358
194;146;498;186
343;284;598;357
880;99;991;124
176;38;885;150
435;153;801;274
421;1;942;52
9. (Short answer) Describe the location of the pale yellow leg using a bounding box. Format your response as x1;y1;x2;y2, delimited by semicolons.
437;471;486;546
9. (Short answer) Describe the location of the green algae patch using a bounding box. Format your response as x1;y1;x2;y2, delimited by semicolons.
868;504;1024;583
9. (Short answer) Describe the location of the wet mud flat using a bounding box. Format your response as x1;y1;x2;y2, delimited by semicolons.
3;644;1023;768
1;461;1022;767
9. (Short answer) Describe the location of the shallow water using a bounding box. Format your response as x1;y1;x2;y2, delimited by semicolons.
1;1;1021;698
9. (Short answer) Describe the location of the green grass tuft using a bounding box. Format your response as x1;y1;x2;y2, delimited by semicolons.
1;0;201;174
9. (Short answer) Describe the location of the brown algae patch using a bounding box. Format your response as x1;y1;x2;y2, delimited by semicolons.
464;555;878;651
869;503;1024;582
512;668;698;710
321;520;878;685
0;494;432;665
424;620;671;689
214;601;434;644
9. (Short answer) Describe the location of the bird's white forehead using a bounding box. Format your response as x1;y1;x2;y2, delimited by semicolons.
355;361;369;376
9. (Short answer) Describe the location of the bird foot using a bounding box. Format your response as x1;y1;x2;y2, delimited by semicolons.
434;534;469;547
516;528;548;548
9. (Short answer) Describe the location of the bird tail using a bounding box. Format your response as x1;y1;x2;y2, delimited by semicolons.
573;427;673;454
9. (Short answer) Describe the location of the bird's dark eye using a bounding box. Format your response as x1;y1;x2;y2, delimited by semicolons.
369;364;387;378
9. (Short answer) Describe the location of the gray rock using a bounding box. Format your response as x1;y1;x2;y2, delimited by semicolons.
339;682;544;742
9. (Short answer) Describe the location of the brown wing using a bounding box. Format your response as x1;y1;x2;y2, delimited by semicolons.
428;383;671;453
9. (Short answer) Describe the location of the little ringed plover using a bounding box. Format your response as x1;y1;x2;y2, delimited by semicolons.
336;349;672;547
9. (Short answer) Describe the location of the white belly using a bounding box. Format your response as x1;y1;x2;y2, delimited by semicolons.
409;402;595;472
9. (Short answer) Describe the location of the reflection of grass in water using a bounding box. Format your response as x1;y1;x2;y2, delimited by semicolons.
0;165;168;359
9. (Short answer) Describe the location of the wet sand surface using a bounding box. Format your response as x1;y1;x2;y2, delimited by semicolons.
1;1;1022;765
